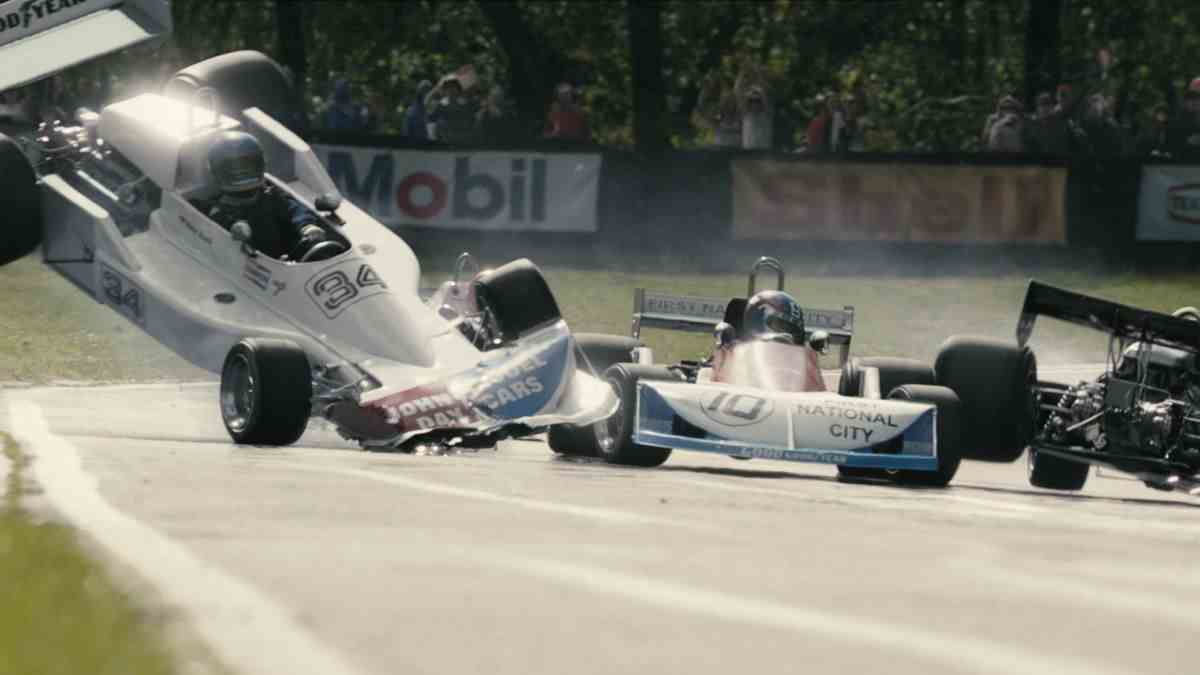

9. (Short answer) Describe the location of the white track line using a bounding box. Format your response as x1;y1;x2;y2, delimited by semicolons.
7;399;363;675
666;475;1037;521
276;461;701;529
487;551;1134;675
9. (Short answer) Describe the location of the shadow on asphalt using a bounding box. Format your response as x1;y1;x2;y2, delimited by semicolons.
954;482;1200;510
657;464;837;483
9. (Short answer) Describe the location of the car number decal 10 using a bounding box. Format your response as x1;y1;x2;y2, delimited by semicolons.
305;262;389;318
699;390;773;426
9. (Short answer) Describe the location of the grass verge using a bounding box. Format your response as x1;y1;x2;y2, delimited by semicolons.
0;256;206;383
5;247;1200;381
0;433;182;675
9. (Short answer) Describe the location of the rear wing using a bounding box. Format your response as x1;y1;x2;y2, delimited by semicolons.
631;289;855;341
0;0;172;92
1017;280;1200;353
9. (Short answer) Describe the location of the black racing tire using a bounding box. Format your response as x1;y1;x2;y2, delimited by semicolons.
1027;447;1090;491
574;333;643;376
0;133;41;266
594;363;683;467
887;384;964;487
548;334;644;457
935;336;1037;463
219;338;312;446
473;258;562;343
836;357;935;482
838;357;936;398
836;466;890;482
548;424;601;457
165;50;302;130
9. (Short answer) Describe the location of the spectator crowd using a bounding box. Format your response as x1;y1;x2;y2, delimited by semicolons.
312;63;591;147
7;43;1200;160
693;46;1200;159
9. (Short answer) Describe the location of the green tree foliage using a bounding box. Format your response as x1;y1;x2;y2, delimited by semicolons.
38;0;1200;152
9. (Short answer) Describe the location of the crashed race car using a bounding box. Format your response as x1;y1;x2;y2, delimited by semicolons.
547;257;1036;487
1018;281;1200;495
0;30;615;450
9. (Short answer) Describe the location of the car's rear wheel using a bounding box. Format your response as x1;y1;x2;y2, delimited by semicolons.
220;338;312;446
548;334;643;458
165;50;301;130
887;384;964;487
1027;447;1089;491
473;258;561;343
594;364;682;467
838;357;935;398
0;133;41;266
935;336;1037;462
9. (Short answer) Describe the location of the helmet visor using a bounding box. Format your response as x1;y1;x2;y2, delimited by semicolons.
222;153;265;192
765;314;801;337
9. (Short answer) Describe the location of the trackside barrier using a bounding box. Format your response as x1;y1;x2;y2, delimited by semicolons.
307;133;1173;253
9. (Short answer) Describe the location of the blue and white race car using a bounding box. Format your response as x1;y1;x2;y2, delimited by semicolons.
549;258;1037;487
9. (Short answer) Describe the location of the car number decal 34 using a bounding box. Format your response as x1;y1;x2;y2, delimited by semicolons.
99;263;144;325
305;262;388;318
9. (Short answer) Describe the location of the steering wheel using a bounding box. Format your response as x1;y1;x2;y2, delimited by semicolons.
298;239;348;263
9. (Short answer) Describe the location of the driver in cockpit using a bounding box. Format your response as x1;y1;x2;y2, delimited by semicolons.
201;130;327;260
743;290;808;345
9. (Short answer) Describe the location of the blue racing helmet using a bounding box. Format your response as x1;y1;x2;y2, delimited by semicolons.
207;130;265;204
743;290;806;344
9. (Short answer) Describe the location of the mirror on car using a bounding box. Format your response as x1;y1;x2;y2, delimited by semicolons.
809;330;829;354
714;321;737;349
315;192;342;213
230;220;257;257
230;220;253;243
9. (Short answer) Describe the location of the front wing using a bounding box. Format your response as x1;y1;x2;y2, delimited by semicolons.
634;381;939;471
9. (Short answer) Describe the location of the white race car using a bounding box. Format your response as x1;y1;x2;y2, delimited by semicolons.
0;27;615;450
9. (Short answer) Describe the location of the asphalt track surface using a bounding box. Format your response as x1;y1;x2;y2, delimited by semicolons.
3;365;1200;675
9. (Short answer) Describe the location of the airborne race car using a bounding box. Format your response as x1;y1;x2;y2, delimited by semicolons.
547;258;1038;487
0;45;616;450
1019;281;1200;495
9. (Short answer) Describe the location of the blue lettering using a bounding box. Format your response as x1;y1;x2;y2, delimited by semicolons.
326;151;394;217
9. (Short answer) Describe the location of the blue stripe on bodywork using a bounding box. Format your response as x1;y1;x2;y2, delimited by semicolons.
635;383;939;471
468;333;570;420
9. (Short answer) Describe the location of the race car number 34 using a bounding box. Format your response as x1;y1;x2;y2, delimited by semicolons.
305;262;387;318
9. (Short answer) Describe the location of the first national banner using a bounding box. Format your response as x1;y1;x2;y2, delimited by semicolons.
731;159;1067;243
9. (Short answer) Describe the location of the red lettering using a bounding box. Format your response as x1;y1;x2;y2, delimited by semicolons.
395;172;447;219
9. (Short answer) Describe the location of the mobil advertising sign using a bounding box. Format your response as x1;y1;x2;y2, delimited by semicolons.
1138;165;1200;241
313;145;602;232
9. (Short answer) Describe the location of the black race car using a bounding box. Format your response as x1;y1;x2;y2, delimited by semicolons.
1019;281;1200;495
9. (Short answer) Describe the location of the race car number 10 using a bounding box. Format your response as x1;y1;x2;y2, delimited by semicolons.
700;391;773;426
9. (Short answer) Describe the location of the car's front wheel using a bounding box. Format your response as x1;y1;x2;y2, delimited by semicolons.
220;338;312;446
548;334;644;458
594;364;682;467
888;384;964;487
